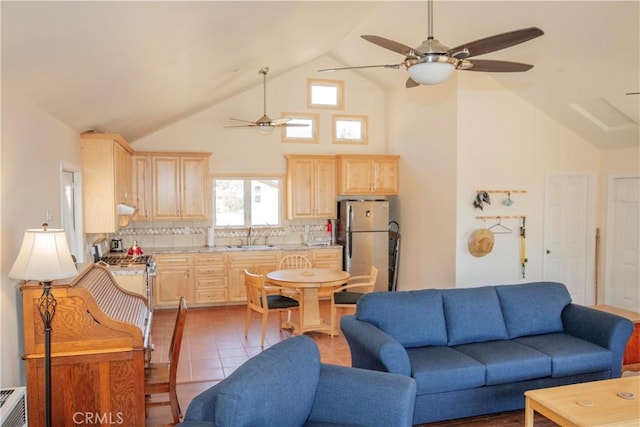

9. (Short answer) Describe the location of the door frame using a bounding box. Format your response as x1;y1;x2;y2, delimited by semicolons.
604;174;640;307
543;172;597;305
60;161;84;262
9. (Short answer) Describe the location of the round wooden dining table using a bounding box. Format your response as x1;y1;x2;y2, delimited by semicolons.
266;268;350;335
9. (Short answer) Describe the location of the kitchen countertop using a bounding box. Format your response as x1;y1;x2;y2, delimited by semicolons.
105;244;342;274
149;243;342;254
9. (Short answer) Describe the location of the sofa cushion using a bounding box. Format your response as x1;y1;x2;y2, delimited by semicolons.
454;341;551;385
357;290;447;347
442;287;509;346
406;346;486;394
213;336;320;426
496;282;571;338
516;333;613;377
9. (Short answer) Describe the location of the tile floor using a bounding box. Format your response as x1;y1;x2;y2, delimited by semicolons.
145;302;561;427
145;301;352;426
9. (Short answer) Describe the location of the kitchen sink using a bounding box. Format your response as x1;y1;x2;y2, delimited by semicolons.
225;244;276;250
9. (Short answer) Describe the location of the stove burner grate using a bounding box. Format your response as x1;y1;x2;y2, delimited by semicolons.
100;255;152;266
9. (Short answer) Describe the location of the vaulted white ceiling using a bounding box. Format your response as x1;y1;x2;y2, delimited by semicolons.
2;1;638;149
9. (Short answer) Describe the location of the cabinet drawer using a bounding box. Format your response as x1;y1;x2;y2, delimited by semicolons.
195;265;227;276
155;254;192;266
228;252;281;264
312;248;342;261
196;277;227;289
196;288;227;303
195;253;226;264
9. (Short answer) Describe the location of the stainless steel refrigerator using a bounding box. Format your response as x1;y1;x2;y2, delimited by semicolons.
338;200;389;292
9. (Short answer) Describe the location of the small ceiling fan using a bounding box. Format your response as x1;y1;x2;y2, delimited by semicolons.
319;0;544;88
226;67;307;135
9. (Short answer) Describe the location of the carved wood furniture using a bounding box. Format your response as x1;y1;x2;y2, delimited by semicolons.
21;263;152;427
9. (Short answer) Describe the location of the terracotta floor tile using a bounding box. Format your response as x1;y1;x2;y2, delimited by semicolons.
146;302;350;426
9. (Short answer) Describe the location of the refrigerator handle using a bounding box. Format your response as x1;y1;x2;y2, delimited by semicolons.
348;205;353;259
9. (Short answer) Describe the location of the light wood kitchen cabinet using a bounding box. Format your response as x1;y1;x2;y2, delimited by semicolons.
310;247;342;270
153;247;342;308
81;133;134;233
227;251;281;303
151;153;211;221
132;154;151;221
194;253;228;304
286;155;337;219
337;154;400;195
153;254;193;308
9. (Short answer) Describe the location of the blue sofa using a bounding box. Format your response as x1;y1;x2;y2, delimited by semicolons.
340;282;633;424
178;335;416;427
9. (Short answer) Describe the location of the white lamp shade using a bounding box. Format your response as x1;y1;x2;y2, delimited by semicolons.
9;228;77;281
256;125;275;136
407;61;455;85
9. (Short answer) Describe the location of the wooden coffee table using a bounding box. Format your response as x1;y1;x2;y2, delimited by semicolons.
525;376;639;426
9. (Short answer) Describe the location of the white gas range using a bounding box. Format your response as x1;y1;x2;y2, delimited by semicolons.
92;241;156;306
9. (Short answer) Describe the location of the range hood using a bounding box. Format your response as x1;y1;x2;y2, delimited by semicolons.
117;203;137;215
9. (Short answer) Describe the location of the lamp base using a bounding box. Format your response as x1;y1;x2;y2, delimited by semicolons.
38;281;55;427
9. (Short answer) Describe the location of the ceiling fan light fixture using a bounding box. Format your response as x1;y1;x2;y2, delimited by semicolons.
407;57;456;85
255;124;275;136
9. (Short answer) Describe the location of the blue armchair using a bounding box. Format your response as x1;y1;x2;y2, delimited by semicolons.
178;335;416;427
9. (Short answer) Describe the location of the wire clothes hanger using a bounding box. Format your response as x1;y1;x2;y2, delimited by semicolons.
488;217;513;234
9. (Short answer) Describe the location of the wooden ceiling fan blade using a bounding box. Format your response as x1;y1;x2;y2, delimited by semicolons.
465;59;534;72
271;118;292;125
229;118;256;124
361;35;420;56
318;63;403;72
448;27;544;58
224;124;256;128
405;78;420;88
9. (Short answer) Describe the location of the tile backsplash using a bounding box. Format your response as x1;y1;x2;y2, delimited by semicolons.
93;219;333;251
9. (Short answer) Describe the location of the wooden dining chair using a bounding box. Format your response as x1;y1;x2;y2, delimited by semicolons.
279;254;312;270
244;269;299;347
145;296;187;424
331;266;378;336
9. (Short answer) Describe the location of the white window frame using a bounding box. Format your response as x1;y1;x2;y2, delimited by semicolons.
280;112;319;143
332;114;368;145
307;78;344;109
213;175;283;228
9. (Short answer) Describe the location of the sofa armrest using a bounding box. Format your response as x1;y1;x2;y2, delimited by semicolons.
562;304;633;377
308;364;416;427
340;315;411;375
180;382;220;424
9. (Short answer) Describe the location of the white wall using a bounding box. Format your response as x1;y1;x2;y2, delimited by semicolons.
455;72;601;287
132;58;387;174
386;76;458;290
1;88;81;387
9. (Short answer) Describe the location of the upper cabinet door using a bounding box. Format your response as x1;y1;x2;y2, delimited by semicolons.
286;155;337;219
81;133;133;233
180;156;209;220
152;156;181;220
371;157;399;195
151;153;210;221
337;155;399;196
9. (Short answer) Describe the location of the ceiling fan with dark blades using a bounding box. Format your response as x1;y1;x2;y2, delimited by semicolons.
226;67;307;134
319;0;543;88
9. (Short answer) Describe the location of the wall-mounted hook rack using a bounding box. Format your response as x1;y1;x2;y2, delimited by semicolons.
476;190;528;194
476;215;527;220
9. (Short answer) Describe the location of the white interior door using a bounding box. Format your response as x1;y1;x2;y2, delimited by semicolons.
605;176;640;311
543;174;595;305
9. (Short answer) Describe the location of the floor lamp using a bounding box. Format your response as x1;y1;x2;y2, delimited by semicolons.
9;224;77;427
